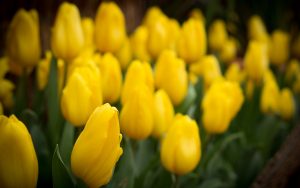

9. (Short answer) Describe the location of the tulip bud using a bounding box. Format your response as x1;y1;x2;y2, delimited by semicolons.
0;79;15;108
155;50;188;105
279;88;295;120
202;79;244;134
71;103;123;187
51;2;84;61
130;26;151;62
0;57;9;78
81;18;95;49
120;84;154;140
6;9;40;67
95;2;126;53
161;114;201;175
115;37;132;70
61;64;102;126
260;78;280;114
189;9;205;23
269;30;290;65
177;18;206;63
220;37;238;63
244;40;269;82
0;115;38;188
225;63;245;83
152;89;174;138
285;59;300;83
248;15;269;43
208;20;228;51
98;53;122;103
167;19;180;50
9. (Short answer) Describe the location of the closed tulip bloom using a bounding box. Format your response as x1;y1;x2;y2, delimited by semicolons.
177;18;206;63
71;103;123;187
248;15;269;43
115;37;132;70
130;26;151;62
285;59;300;82
155;50;188;105
269;30;290;65
260;78;280;114
121;60;154;104
220;37;238;63
95;2;126;53
189;8;205;23
167;19;180;50
244;40;269;82
81;18;95;48
225;63;246;83
0;115;38;188
143;7;165;28
6;9;40;67
61;65;102;126
161;114;201;175
202;79;244;134
208;20;228;51
98;53;122;103
120;84;154;140
152;89;174;138
279;88;295;120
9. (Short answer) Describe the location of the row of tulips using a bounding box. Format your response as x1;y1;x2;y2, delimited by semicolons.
0;1;299;188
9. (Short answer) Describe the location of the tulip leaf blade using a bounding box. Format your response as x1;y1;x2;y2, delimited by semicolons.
175;84;197;114
59;121;75;168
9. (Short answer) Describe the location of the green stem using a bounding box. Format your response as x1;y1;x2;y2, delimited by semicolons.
172;174;180;188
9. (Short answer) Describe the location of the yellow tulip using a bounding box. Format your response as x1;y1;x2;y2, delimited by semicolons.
269;30;290;65
120;84;154;140
155;50;188;105
81;18;95;48
6;9;40;67
121;60;154;104
189;55;222;88
167;19;181;50
279;88;295;120
98;53;122;103
95;2;126;53
208;19;228;51
0;79;15;108
189;8;205;23
71;103;123;187
202;79;244;134
61;64;102;126
246;79;255;99
248;15;269;43
0;57;9;78
244;40;269;82
260;78;280;114
130;26;151;62
285;59;300;93
115;37;132;70
225;63;245;83
160;114;201;175
189;72;199;85
0;115;38;188
152;89;174;138
143;6;166;28
177;18;206;63
220;37;237;63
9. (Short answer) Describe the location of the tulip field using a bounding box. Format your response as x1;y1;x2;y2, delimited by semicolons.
0;1;300;188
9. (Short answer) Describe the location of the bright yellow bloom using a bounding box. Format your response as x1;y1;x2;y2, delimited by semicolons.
189;8;205;22
81;18;95;48
225;63;245;83
61;64;102;126
202;79;244;134
260;78;280;114
155;50;188;105
244;40;269;82
208;19;228;51
0;115;38;188
167;19;180;50
6;9;40;67
189;72;199;85
285;59;300;93
130;26;151;62
152;89;174;138
51;2;84;61
248;15;269;43
0;57;9;78
120;84;154;140
97;53;122;103
246;79;255;99
95;2;126;53
160;114;201;175
189;55;222;88
71;103;123;187
115;37;132;70
177;18;206;63
269;30;290;65
279;88;295;120
143;6;166;28
220;37;237;63
121;60;154;104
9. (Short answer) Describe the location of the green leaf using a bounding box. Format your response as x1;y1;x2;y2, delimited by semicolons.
198;178;224;188
175;84;197;114
52;145;76;188
13;71;28;116
59;121;75;167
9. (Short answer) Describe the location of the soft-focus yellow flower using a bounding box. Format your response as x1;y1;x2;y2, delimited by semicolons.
225;63;246;83
260;78;280;114
71;103;123;187
81;18;95;48
51;2;84;61
120;84;154;140
167;19;180;50
95;2;126;53
6;9;40;67
130;26;151;62
97;53;122;103
155;50;188;105
177;18;206;63
0;57;9;78
61;64;102;126
115;37;132;70
246;79;255;99
285;59;300;93
0;115;38;188
202;79;244;134
248;15;269;43
208;19;228;51
0;77;15;109
143;6;165;28
121;60;154;104
189;55;222;88
152;89;174;138
279;88;295;120
244;40;269;82
160;114;201;175
189;8;205;23
189;72;199;85
269;30;289;65
220;37;237;63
